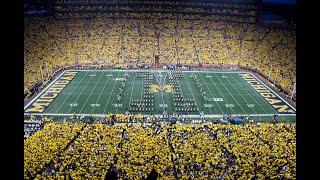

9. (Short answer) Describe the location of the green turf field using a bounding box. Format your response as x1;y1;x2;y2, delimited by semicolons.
24;70;296;118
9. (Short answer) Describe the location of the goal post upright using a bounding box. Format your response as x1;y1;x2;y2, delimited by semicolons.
154;54;159;68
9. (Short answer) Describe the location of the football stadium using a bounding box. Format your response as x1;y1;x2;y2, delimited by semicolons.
24;0;296;179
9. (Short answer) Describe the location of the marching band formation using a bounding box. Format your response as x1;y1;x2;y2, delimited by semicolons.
125;70;200;115
128;71;154;113
168;70;199;113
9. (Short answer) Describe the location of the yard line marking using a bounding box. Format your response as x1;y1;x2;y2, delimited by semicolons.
230;74;270;114
52;71;89;113
197;73;224;114
156;71;165;113
128;74;136;108
141;73;145;101
224;74;259;114
24;70;67;110
206;72;237;114
103;71;121;114
65;72;97;114
189;76;215;115
79;72;105;114
90;72;111;114
205;73;233;114
115;73;128;114
160;72;165;113
183;74;200;114
212;73;247;114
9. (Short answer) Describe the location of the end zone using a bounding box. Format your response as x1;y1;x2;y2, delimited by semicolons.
240;73;295;114
24;71;79;113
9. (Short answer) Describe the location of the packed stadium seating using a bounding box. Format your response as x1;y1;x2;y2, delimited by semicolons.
24;122;296;179
54;0;258;23
24;15;295;98
24;123;84;178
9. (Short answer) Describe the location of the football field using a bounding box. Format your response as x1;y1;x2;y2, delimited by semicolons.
24;70;296;119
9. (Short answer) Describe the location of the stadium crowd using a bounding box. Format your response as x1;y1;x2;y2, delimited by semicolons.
24;123;84;178
24;121;296;179
24;1;296;179
54;0;258;22
24;15;295;98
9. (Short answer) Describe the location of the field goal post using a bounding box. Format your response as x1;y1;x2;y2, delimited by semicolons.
154;54;160;68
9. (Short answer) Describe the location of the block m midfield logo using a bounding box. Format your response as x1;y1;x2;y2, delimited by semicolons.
150;84;173;93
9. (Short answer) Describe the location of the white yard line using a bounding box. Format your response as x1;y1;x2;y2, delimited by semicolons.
197;73;224;114
90;72;112;114
188;75;215;115
24;71;67;110
79;72;105;114
162;71;168;87
141;74;145;101
102;71;121;114
65;72;97;114
53;71;89;113
128;75;136;108
206;73;238;114
224;74;259;114
115;74;127;114
157;71;165;112
212;73;247;114
161;72;165;112
229;74;270;114
183;75;200;114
